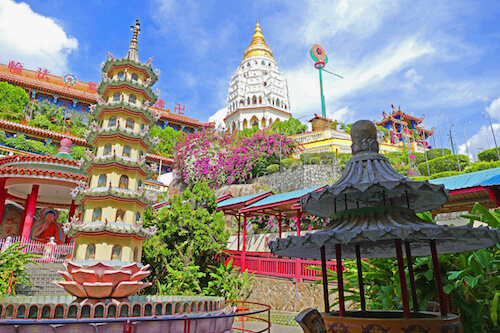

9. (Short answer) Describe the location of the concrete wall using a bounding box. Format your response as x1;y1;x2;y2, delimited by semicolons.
252;164;341;193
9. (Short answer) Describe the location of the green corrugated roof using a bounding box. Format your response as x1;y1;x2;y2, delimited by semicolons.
243;186;324;211
217;191;272;208
429;167;500;190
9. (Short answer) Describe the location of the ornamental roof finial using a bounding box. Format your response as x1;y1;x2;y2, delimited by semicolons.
243;19;274;60
127;19;141;62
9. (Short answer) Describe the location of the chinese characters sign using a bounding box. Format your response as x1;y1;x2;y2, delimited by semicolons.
8;60;23;75
174;103;185;115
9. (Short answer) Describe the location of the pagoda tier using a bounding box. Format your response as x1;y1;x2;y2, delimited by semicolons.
67;20;159;264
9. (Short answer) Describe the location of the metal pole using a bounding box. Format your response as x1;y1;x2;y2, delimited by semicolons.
484;110;500;161
395;239;411;319
320;246;329;313
438;113;444;157
423;131;431;177
448;119;461;172
355;244;366;312
318;65;326;118
336;244;345;316
462;121;471;166
404;242;419;313
430;240;448;316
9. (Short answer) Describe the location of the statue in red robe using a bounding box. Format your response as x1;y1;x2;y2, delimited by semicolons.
32;209;63;244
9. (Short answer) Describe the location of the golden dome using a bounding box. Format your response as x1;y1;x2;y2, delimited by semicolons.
243;20;274;60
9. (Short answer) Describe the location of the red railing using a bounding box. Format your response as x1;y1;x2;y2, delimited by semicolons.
224;251;337;282
0;237;75;263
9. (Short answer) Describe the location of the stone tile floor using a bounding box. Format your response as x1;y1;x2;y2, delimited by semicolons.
233;321;302;332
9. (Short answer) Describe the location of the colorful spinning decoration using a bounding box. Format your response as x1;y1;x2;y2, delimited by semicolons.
63;73;77;86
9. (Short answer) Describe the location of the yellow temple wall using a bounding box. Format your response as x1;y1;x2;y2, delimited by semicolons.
108;68;148;84
82;198;144;224
105;87;150;106
74;234;143;262
95;139;147;159
101;113;147;132
89;167;145;189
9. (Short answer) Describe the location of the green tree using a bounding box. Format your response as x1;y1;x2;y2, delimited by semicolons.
0;242;39;295
478;147;500;162
271;117;307;135
0;82;29;122
142;181;228;294
149;125;185;157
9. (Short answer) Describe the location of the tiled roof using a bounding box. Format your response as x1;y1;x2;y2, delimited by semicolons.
429;167;500;191
0;166;87;181
0;153;81;167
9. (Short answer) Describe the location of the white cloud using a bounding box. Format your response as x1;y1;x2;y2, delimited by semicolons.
208;107;227;130
286;36;434;119
401;68;423;95
458;97;500;161
0;0;78;74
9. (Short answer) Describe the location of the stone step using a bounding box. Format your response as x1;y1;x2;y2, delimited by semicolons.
16;263;68;296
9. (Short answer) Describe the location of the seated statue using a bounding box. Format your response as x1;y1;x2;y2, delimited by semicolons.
32;209;63;244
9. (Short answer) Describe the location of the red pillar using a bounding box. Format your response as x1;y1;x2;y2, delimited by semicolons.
277;215;282;239
237;214;241;252
242;214;247;271
296;210;303;236
21;185;39;241
0;178;8;225
65;200;77;243
18;195;29;237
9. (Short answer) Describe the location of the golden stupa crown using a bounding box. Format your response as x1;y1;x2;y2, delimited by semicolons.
243;19;274;60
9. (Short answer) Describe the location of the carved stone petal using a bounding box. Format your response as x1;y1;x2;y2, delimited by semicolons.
101;270;132;286
65;261;83;274
82;282;114;299
86;262;115;280
129;271;150;281
71;269;98;285
57;270;74;281
54;281;87;298
111;281;151;298
119;263;141;276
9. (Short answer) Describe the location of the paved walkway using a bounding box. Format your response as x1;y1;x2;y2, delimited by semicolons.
233;321;302;332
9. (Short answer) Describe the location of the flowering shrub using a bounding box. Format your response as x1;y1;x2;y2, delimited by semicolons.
174;128;296;189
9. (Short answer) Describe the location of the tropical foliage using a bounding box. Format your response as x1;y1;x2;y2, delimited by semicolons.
0;82;29;122
142;181;229;295
204;259;253;301
0;242;39;295
478;147;500;162
174;127;296;189
149;125;185;158
270;117;307;136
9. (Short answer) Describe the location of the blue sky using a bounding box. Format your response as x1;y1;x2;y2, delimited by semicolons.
1;0;500;159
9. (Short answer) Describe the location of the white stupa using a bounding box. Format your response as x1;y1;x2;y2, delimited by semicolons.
225;20;291;132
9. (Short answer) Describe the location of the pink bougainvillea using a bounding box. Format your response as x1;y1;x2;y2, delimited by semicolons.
174;128;297;189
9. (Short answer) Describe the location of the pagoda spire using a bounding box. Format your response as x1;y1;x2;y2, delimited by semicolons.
127;19;141;62
252;19;265;43
243;19;274;60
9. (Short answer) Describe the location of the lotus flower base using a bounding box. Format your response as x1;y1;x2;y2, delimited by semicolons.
53;261;152;300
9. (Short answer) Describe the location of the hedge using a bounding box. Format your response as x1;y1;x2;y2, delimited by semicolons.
477;147;500;162
417;154;469;175
409;176;430;181
266;164;279;174
430;171;463;179
464;161;500;173
280;158;300;169
426;148;451;161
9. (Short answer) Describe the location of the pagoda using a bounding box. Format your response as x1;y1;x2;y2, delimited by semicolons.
224;20;291;132
65;19;158;264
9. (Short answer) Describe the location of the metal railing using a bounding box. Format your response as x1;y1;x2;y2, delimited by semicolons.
224;251;337;282
0;237;74;263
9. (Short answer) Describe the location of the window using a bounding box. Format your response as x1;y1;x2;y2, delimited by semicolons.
135;212;141;223
131;73;138;81
117;71;124;79
111;245;122;261
126;118;134;129
119;175;129;188
97;174;107;187
104;144;112;155
137;180;142;188
122;145;131;157
92;207;102;221
139;151;144;158
113;92;120;101
109;116;116;126
116;208;125;221
129;94;136;104
85;244;96;260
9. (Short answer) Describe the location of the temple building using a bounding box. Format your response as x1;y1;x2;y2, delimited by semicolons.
376;105;435;149
65;20;157;264
225;20;291;132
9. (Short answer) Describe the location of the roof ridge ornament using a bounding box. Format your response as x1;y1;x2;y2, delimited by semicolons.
127;19;141;62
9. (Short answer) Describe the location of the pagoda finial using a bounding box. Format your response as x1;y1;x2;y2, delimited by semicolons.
243;19;273;60
127;19;141;62
252;19;264;43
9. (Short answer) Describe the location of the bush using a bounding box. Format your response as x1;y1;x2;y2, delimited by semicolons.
319;152;335;162
477;147;500;162
464;160;500;173
426;148;451;161
430;171;463;179
280;158;300;169
418;154;468;175
300;153;313;164
311;156;321;164
266;164;279;174
411;152;426;166
409;176;430;181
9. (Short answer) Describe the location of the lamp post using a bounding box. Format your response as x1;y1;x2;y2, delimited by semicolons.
438;113;445;157
447;118;461;172
483;110;500;161
462;121;471;166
